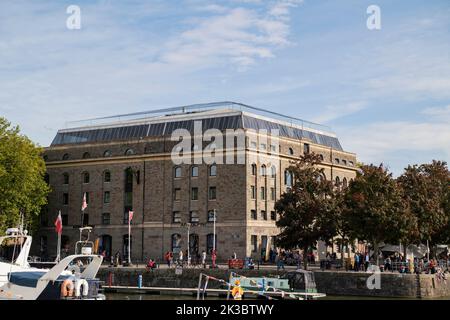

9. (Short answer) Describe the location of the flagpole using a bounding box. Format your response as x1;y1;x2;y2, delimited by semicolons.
57;232;61;262
128;212;131;265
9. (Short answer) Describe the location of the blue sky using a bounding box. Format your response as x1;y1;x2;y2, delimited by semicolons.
0;0;449;175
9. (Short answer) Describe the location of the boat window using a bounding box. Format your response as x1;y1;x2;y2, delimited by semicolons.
0;237;25;263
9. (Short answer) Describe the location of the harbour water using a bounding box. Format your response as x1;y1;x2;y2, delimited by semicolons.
105;293;450;300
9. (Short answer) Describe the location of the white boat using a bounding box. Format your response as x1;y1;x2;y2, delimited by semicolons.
0;227;105;300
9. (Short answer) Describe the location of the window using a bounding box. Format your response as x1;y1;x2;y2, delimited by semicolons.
207;210;216;222
85;192;90;204
270;211;276;220
270;145;277;152
125;149;135;156
288;148;294;155
209;164;217;177
104;191;110;204
251;235;257;252
260;187;266;200
63;193;69;205
261;210;267;220
83;172;90;184
174;188;181;201
342;159;347;166
191;187;198;200
285;170;293;187
271;166;276;178
171;233;181;253
251;210;257;220
319;154;324;161
303;143;310;154
82;152;90;159
172;211;181;223
62;173;69;185
62;153;69;160
191;166;198;177
174;166;182;178
251;164;257;176
104;171;111;183
349;161;354;167
343;178;348;188
271;188;275;201
102;213;111;225
209;187;216;200
260;143;266;150
260;165;266;176
251;186;256;199
190;211;199;223
250;141;257;148
206;234;217;254
62;214;68;226
335;176;341;188
103;150;112;157
335;158;340;164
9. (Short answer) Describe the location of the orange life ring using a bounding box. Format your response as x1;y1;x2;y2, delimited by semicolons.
61;279;74;298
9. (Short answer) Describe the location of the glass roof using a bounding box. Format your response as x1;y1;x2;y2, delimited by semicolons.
51;102;343;150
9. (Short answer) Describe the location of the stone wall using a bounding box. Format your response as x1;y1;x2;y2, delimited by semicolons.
97;268;450;299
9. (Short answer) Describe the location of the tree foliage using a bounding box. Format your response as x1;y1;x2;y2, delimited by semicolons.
397;161;450;244
275;153;335;269
342;164;417;263
0;117;50;232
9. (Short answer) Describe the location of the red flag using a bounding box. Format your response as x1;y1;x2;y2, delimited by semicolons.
129;210;134;222
54;211;63;235
81;193;88;211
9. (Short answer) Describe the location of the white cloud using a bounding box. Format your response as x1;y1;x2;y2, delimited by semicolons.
421;105;450;121
311;102;367;123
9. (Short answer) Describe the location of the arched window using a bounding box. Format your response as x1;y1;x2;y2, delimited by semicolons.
271;166;276;178
171;234;181;253
321;173;327;181
82;152;90;159
103;150;112;157
191;166;198;177
284;170;293;187
342;178;348;188
319;154;324;161
83;172;90;184
335;176;340;188
189;233;199;256
335;158;340;164
209;164;217;177
251;164;257;176
260;165;266;176
174;166;182;178
63;173;69;185
288;148;294;156
62;153;69;160
104;170;111;183
125;149;135;156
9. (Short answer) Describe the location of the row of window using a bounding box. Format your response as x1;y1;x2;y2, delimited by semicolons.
173;187;216;201
251;164;277;177
250;186;276;201
62;171;111;185
60;149;136;161
250;210;276;221
174;165;217;178
172;210;217;224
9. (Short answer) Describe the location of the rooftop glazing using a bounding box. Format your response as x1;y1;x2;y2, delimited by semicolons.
51;102;343;150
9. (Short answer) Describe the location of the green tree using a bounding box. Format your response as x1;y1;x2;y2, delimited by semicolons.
343;164;417;265
275;153;335;270
397;161;450;246
0;117;50;232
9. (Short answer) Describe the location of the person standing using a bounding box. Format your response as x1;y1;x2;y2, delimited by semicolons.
179;249;183;266
202;250;207;268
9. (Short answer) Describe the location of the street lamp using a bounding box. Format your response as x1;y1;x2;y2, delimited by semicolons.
212;209;217;268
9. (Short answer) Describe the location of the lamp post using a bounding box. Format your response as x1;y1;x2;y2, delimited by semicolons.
212;209;217;268
187;223;191;267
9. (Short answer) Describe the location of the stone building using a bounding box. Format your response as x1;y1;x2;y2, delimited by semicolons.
34;102;358;263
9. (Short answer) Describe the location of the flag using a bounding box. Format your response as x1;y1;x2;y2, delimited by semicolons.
128;210;134;222
81;192;88;211
54;211;63;235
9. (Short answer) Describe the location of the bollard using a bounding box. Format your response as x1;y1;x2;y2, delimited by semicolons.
138;274;142;288
108;272;113;287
